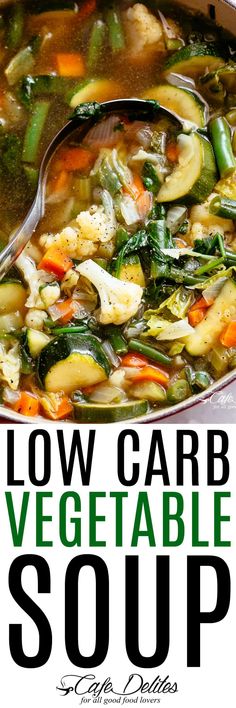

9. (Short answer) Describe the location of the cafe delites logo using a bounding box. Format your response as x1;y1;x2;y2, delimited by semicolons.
0;425;234;707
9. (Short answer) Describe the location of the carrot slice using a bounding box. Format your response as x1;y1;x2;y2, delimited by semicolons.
121;353;149;368
58;147;95;173
53;298;78;324
220;320;236;347
131;365;170;387
38;246;73;280
189;296;212;312
166;142;179;163
49;169;71;194
137;190;152;219
13;392;39;417
188;308;206;327
40;395;73;420
78;0;97;21
56;52;85;77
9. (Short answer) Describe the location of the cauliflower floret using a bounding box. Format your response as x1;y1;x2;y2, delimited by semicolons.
25;309;48;330
190;198;235;234
0;341;21;390
39;226;78;256
40;204;116;260
76;205;116;243
40;282;61;308
124;3;165;54
16;251;56;308
77;259;143;325
61;269;80;296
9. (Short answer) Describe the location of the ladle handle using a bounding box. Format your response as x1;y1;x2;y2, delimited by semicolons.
0;188;43;280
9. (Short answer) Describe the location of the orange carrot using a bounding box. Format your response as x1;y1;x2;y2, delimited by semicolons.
56;52;85;77
166;142;179;163
53;298;78;324
121;353;149;368
59;147;95;173
188;308;206;327
220;321;236;347
38;246;73;280
137;190;152;219
49;169;71;194
188;296;212;326
189;296;212;312
40;395;73;420
78;0;97;21
131;365;170;387
12;392;39;417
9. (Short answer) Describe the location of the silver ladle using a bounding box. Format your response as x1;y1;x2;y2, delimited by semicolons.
0;98;196;281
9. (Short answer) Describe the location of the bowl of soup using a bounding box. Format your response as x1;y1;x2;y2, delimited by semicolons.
0;0;236;423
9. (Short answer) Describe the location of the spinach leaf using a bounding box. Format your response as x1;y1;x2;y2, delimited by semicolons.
70;101;105;122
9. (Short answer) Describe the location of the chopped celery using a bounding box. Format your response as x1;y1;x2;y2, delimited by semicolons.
130;381;167;403
5;46;35;87
74;177;92;201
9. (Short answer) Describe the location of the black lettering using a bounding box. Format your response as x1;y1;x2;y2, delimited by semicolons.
187;555;231;666
9;554;52;668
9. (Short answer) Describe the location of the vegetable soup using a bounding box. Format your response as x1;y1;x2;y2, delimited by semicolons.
0;0;236;422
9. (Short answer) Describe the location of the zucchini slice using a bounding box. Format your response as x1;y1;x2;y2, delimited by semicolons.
119;255;146;287
73;399;149;423
142;84;205;127
185;279;236;356
26;329;51;358
38;333;111;394
157;132;217;203
163;43;225;77
69;79;122;108
0;281;26;314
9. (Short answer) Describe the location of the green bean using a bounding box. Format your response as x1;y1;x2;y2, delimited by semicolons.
128;339;172;366
52;326;89;335
23;165;39;189
6;3;24;49
209;195;236;220
209;116;236;178
23;100;50;164
88;19;106;71
194;256;225;276
167;380;190;404
105;4;125;53
106;326;128;355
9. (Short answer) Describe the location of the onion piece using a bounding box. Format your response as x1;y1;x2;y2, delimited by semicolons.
89;383;126;404
102;340;120;368
85;115;121;148
166;205;188;234
3;387;20;405
202;277;227;305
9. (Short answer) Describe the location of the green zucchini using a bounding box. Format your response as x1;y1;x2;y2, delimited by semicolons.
119;255;146;287
157;132;217;203
185;279;236;356
142;84;205;127
163;43;225;78
69;78;121;108
26;329;51;358
0;281;27;314
38;333;111;394
73;399;149;423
